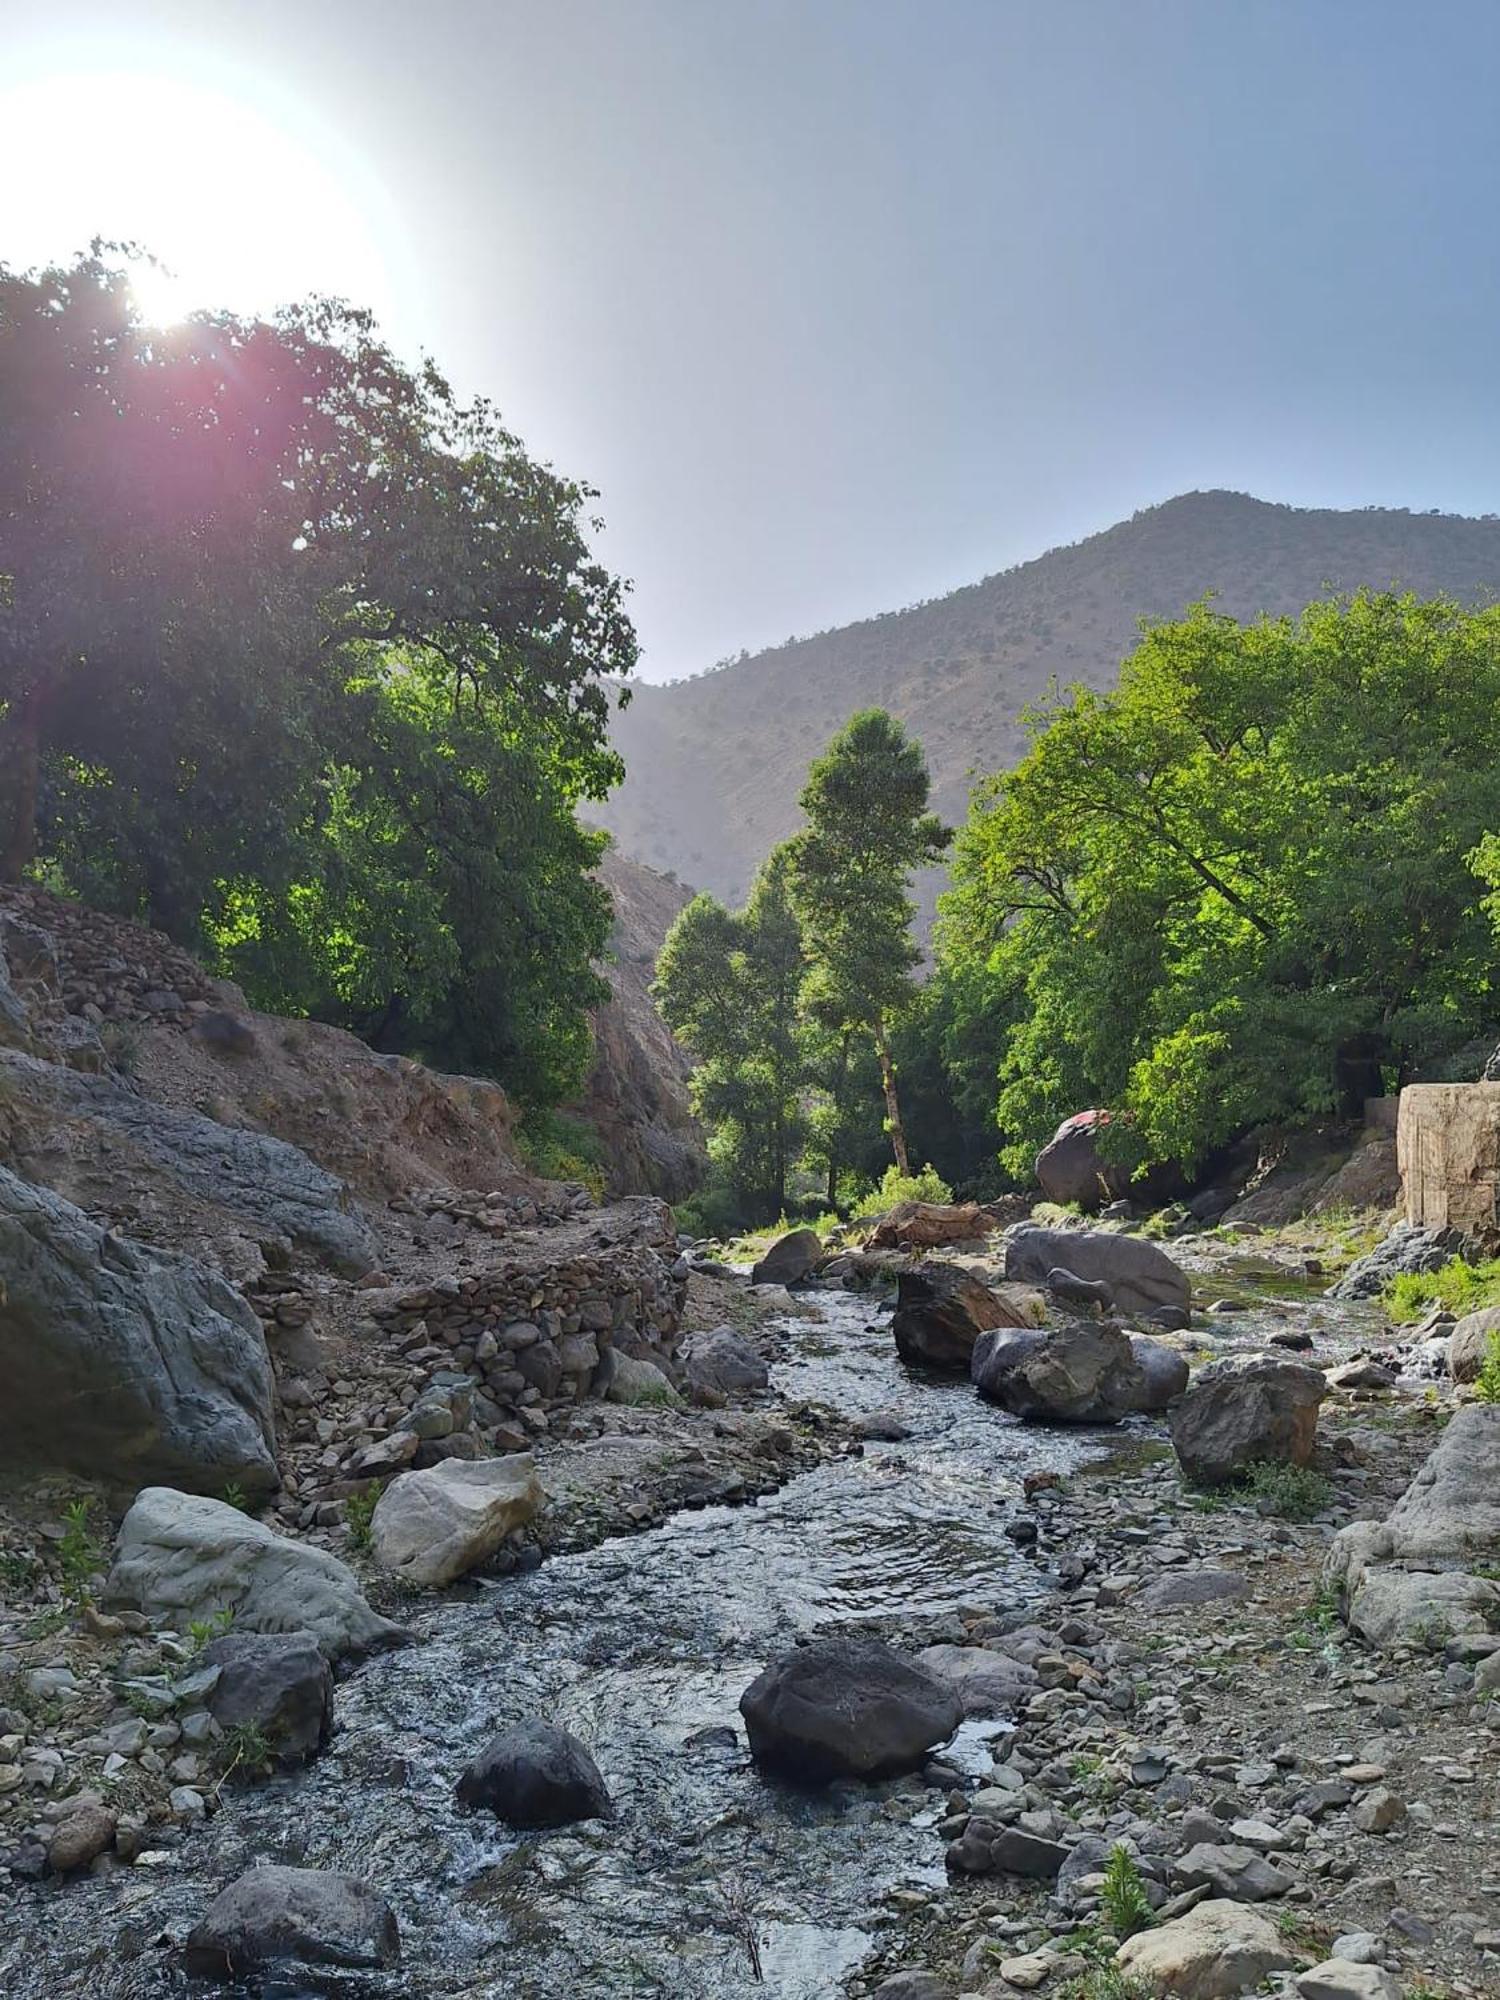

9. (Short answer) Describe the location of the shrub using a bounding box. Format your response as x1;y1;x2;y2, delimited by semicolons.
1100;1845;1155;1940
1240;1460;1333;1521
1386;1255;1500;1323
1476;1328;1500;1405
514;1109;607;1200
345;1483;383;1551
851;1162;953;1218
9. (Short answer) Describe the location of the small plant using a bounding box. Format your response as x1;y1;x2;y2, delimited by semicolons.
215;1719;273;1787
1099;1844;1154;1940
1385;1254;1500;1323
187;1606;236;1654
1474;1328;1500;1404
850;1162;953;1218
345;1483;384;1552
101;1023;142;1074
219;1481;253;1513
1240;1460;1333;1521
0;1548;40;1590
58;1498;104;1610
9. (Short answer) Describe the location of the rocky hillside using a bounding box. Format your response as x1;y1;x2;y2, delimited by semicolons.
596;491;1500;908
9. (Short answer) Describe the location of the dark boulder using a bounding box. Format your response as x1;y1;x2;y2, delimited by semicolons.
1034;1111;1130;1212
740;1636;960;1784
1327;1224;1465;1301
202;1630;333;1765
1170;1355;1326;1486
183;1866;400;1978
750;1227;823;1287
1129;1334;1191;1411
1004;1223;1190;1323
971;1320;1148;1424
456;1720;612;1827
681;1325;770;1400
893;1264;1029;1371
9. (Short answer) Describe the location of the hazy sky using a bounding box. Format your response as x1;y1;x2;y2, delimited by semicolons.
5;1;1500;680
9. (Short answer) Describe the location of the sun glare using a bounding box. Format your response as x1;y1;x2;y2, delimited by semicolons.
0;68;396;327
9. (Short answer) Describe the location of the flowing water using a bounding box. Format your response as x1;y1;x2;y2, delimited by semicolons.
4;1292;1112;2000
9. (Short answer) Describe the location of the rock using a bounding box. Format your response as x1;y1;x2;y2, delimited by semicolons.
865;1200;991;1250
1399;1081;1500;1242
1137;1567;1249;1611
1174;1842;1293;1900
1170;1355;1326;1486
183;1865;400;1977
1034;1111;1131;1211
190;1009;258;1056
0;1166;278;1495
872;1975;954;2000
47;1804;116;1873
1046;1268;1115;1312
456;1720;612;1827
108;1487;405;1662
893;1264;1030;1370
750;1227;823;1287
1004;1223;1190;1322
1326;1359;1397;1391
680;1326;769;1399
1055;1833;1115;1908
1128;1334;1190;1410
1116;1899;1296;1999
739;1636;960;1783
914;1644;1037;1717
1296;1961;1402;2000
600;1350;682;1407
1349;1786;1405;1834
971;1319;1149;1423
1327;1223;1460;1300
985;1827;1070;1879
202;1631;333;1764
1449;1305;1500;1384
369;1456;543;1588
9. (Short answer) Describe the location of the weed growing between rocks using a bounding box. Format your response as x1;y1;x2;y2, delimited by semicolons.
344;1482;383;1552
1474;1329;1500;1404
56;1501;103;1614
1188;1458;1332;1521
1098;1845;1153;1940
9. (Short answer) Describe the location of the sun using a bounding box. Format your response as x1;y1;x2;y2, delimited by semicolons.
0;68;397;327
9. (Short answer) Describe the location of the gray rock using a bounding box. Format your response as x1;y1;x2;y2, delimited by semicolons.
599;1350;682;1407
1004;1223;1190;1321
456;1720;612;1827
1449;1306;1500;1384
108;1487;405;1662
1328;1225;1462;1301
972;1318;1150;1423
370;1456;543;1587
680;1326;770;1398
1296;1961;1401;2000
985;1826;1070;1879
893;1264;1029;1371
1137;1567;1249;1611
740;1636;960;1784
1056;1832;1116;1908
183;1865;399;1977
0;1166;277;1495
1170;1355;1326;1486
914;1644;1037;1717
1034;1113;1130;1211
202;1631;333;1764
1173;1841;1293;1900
872;1975;954;2000
750;1227;823;1287
1130;1334;1191;1410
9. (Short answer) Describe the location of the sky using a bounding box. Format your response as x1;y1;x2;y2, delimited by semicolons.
4;0;1500;681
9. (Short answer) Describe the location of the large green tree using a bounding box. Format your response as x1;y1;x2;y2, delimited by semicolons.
941;592;1500;1176
788;709;949;1175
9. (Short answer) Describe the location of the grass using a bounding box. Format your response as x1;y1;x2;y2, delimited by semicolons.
1475;1328;1500;1404
1386;1254;1500;1323
1190;1459;1332;1521
187;1606;236;1654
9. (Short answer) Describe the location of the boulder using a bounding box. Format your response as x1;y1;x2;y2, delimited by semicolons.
739;1636;960;1783
1116;1898;1296;1999
893;1264;1029;1371
1297;1962;1402;2000
750;1227;823;1287
1327;1223;1460;1300
1004;1223;1190;1323
0;1166;277;1496
1449;1305;1500;1384
872;1975;954;2000
370;1456;543;1588
107;1487;405;1662
202;1630;333;1764
1129;1334;1190;1410
971;1320;1148;1423
1137;1567;1249;1612
680;1326;770;1399
47;1804;116;1874
456;1720;612;1827
1170;1355;1326;1486
1173;1840;1294;1900
1034;1111;1130;1211
600;1350;682;1407
865;1201;989;1250
914;1644;1037;1717
183;1866;400;1978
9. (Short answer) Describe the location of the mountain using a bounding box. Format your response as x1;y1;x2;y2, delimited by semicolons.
594;491;1500;910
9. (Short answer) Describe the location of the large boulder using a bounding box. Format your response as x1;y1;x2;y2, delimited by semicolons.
599;1350;683;1407
1170;1355;1326;1486
0;1165;278;1495
893;1264;1030;1371
370;1456;543;1588
1115;1898;1295;1999
971;1320;1148;1424
456;1720;612;1826
1129;1333;1190;1410
750;1227;824;1287
107;1487;405;1662
1034;1111;1130;1211
1324;1405;1500;1647
1327;1223;1460;1300
1004;1223;1190;1323
1449;1306;1500;1384
183;1866;400;1978
680;1325;770;1400
202;1630;333;1765
739;1636;960;1783
866;1201;989;1250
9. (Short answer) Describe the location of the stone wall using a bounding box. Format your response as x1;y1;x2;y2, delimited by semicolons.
1398;1082;1500;1244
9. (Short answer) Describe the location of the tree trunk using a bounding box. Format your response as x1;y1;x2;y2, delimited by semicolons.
0;683;44;885
826;1029;851;1209
873;1019;909;1177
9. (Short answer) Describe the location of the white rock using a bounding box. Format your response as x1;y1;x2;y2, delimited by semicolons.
1296;1959;1402;2000
1116;1898;1296;2000
370;1456;543;1588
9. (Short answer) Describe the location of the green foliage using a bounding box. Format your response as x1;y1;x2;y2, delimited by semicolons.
940;592;1500;1177
1385;1255;1500;1323
187;1607;236;1654
58;1499;103;1611
1475;1329;1500;1405
344;1484;384;1552
1099;1844;1155;1940
514;1108;607;1198
219;1482;252;1515
850;1162;954;1217
1240;1460;1333;1520
216;1719;273;1784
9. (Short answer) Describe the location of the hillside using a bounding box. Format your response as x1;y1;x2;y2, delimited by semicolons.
595;491;1500;907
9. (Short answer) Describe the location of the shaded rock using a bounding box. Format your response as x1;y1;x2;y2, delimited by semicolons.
1449;1305;1500;1384
1327;1224;1460;1301
680;1326;769;1399
1004;1223;1189;1322
1129;1334;1191;1410
750;1228;823;1287
1173;1840;1293;1900
203;1631;333;1764
971;1320;1147;1423
183;1865;399;1978
108;1487;404;1662
370;1456;543;1588
47;1804;116;1874
914;1644;1037;1717
1116;1898;1296;1999
1034;1111;1130;1211
600;1350;683;1407
739;1636;960;1784
0;1166;277;1496
893;1264;1029;1371
456;1720;612;1827
985;1827;1070;1879
1137;1567;1249;1612
1055;1832;1115;1909
1170;1355;1326;1486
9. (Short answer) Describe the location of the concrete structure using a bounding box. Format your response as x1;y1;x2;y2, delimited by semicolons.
1398;1083;1500;1244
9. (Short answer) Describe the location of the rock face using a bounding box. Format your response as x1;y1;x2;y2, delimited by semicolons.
1398;1081;1500;1246
0;1166;278;1496
1115;1897;1295;1999
1449;1305;1500;1383
739;1636;961;1783
750;1227;823;1287
370;1456;544;1588
680;1326;770;1400
1034;1111;1130;1211
202;1631;334;1765
1170;1355;1326;1486
970;1321;1148;1423
183;1866;400;1978
1003;1224;1190;1323
1325;1404;1500;1647
108;1487;405;1662
893;1264;1029;1370
456;1720;612;1826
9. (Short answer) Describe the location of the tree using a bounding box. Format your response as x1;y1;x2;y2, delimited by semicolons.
941;592;1500;1176
788;709;949;1174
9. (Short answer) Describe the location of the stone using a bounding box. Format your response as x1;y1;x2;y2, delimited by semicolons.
370;1456;543;1587
1173;1841;1293;1900
1129;1334;1191;1410
1326;1359;1397;1391
985;1827;1070;1879
971;1319;1149;1423
456;1720;612;1827
1137;1567;1249;1611
680;1326;769;1399
914;1644;1037;1717
1116;1897;1297;1999
893;1264;1030;1370
47;1804;116;1873
1004;1223;1190;1321
739;1636;960;1784
1034;1111;1131;1211
183;1865;400;1977
1296;1961;1402;2000
1328;1222;1461;1301
600;1350;682;1407
0;1165;278;1495
108;1487;405;1662
865;1200;990;1250
750;1227;823;1287
872;1976;954;2000
1170;1355;1326;1486
1448;1305;1500;1384
202;1631;333;1764
1349;1786;1405;1833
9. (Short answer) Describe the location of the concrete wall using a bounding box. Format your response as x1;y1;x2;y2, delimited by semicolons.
1398;1083;1500;1243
